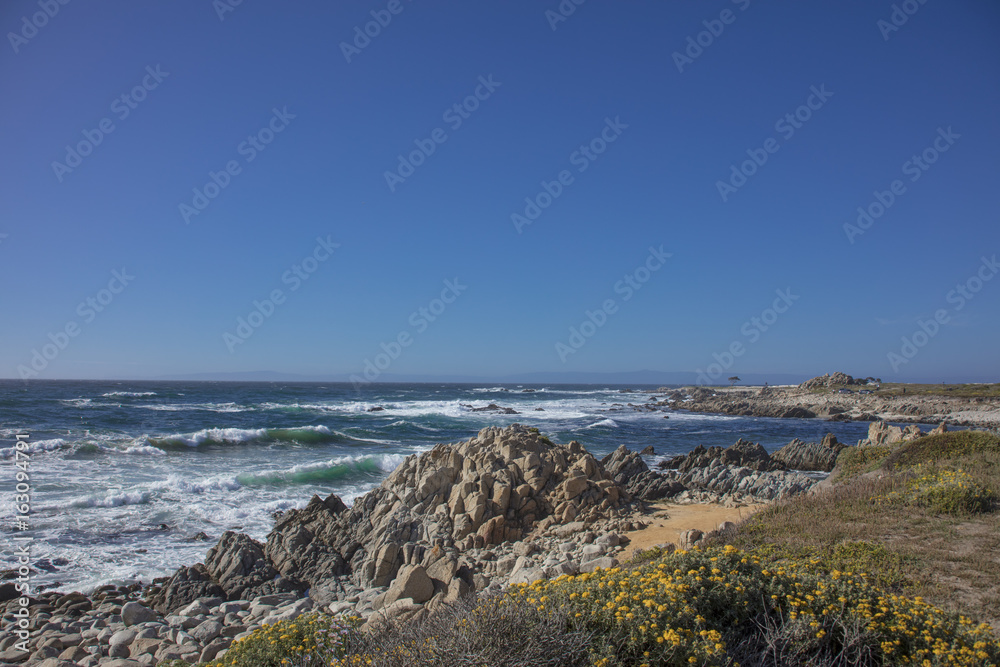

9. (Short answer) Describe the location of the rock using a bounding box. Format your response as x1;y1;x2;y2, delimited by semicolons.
145;564;225;615
148;426;635;610
120;602;157;626
860;421;923;447
178;600;210;616
580;544;604;562
0;647;28;662
384;565;434;606
199;638;232;663
35;660;78;667
508;566;545;585
602;445;683;501
772;436;846;472
128;638;161;658
799;372;859;389
680;529;704;549
190;619;223;643
579;557;618;573
109;629;137;647
206;531;303;601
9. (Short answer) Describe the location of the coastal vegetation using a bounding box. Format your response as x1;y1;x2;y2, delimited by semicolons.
175;430;1000;666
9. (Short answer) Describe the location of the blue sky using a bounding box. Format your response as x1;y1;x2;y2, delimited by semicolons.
1;0;998;382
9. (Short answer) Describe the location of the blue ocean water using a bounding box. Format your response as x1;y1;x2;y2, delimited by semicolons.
0;380;892;593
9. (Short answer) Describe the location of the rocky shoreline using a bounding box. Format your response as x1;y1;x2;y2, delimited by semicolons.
0;423;874;666
669;375;1000;429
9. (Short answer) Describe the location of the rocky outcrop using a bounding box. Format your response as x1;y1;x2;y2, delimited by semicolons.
799;373;879;389
151;425;632;613
146;564;224;615
660;439;786;473
772;433;846;472
858;421;925;447
667;460;818;502
601;446;684;501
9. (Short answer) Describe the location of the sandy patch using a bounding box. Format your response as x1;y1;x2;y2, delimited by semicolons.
621;502;764;561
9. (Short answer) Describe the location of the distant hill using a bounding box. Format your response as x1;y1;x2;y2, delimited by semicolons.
154;369;808;386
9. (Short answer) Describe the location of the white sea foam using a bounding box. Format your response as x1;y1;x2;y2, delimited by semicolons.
71;490;152;508
584;418;619;429
137;402;248;413
101;391;158;397
0;438;68;459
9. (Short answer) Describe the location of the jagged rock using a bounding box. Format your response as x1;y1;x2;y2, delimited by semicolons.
206;531;304;601
383;565;434;606
601;446;685;501
772;435;846;472
799;372;860;389
145;564;224;615
859;421;924;447
255;426;634;597
662;439;784;473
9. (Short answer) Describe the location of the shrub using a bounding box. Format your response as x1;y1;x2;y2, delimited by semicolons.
880;467;996;515
332;594;593;666
203;612;357;667
883;431;1000;470
834;445;896;482
507;545;1000;666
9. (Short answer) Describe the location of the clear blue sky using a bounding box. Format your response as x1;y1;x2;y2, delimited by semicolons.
1;0;998;382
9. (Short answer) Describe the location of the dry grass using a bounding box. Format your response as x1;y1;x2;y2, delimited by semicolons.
721;431;1000;633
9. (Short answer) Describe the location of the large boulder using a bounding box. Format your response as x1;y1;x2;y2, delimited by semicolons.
772;434;846;472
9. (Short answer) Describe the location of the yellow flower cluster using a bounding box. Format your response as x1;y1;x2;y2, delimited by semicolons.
508;544;999;666
880;466;995;515
203;611;355;667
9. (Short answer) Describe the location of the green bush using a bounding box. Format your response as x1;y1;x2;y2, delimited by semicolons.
880;468;996;515
205;612;356;667
834;445;896;482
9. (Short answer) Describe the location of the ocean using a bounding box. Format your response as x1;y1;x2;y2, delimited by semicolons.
1;380;883;594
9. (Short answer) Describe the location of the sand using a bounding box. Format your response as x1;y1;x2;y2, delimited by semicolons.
621;502;764;560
